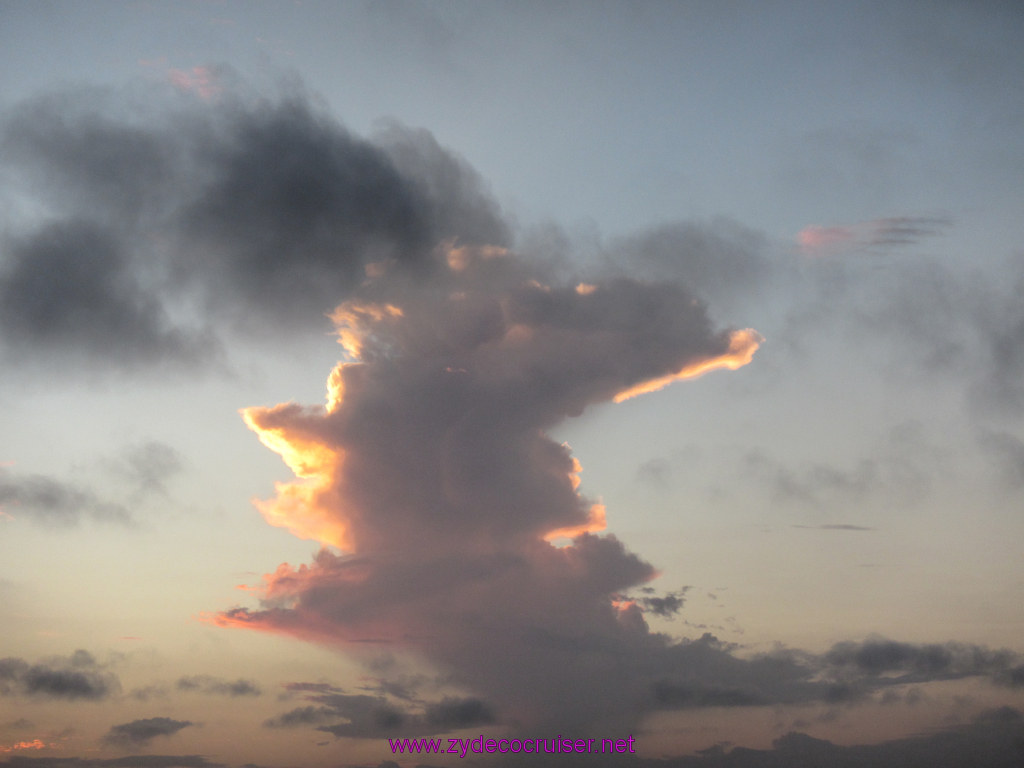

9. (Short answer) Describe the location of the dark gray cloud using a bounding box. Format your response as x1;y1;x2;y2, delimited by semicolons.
823;639;1017;684
635;635;1024;716
0;77;511;372
0;468;131;527
265;683;494;738
172;96;435;326
103;718;193;748
0;651;119;700
175;675;260;697
262;705;337;728
626;588;688;619
0;220;218;371
372;120;512;249
319;694;493;739
424;697;496;730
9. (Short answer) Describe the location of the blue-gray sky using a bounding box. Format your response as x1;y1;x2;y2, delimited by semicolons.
1;2;1023;767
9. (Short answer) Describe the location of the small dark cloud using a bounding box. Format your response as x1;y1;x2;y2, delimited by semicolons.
622;588;689;619
263;706;337;729
103;718;193;748
0;469;131;527
282;682;343;695
0;651;119;700
175;675;260;697
129;684;168;702
652;681;764;708
423;697;495;729
636;457;672;487
313;694;409;739
266;688;496;739
115;442;184;496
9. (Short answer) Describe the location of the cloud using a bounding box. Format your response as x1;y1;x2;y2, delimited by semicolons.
642;707;1024;768
175;675;260;697
740;427;934;512
0;468;131;527
113;442;184;497
0;741;45;754
0;77;510;372
627;588;688;619
605;217;772;319
167;66;222;101
0;651;119;700
797;215;952;256
103;718;193;748
823;639;1018;684
262;706;337;728
264;689;494;739
0;220;218;372
0;757;222;768
207;238;762;733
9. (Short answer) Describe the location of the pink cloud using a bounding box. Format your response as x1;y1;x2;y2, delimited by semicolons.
168;66;221;100
211;244;762;732
798;215;951;256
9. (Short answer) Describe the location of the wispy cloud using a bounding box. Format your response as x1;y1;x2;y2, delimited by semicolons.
167;66;222;101
0;469;131;527
797;215;952;256
175;675;260;697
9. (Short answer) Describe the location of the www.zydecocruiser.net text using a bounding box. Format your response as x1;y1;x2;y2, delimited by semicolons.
389;735;637;757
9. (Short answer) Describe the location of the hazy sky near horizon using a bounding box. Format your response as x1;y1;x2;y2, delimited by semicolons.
2;2;1024;767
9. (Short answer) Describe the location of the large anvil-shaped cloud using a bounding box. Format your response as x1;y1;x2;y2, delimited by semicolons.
213;243;760;732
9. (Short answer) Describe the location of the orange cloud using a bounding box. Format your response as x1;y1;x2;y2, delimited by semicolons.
240;404;349;550
797;225;855;255
613;327;763;403
0;740;46;753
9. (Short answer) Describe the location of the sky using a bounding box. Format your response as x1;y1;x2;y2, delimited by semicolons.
1;1;1024;767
